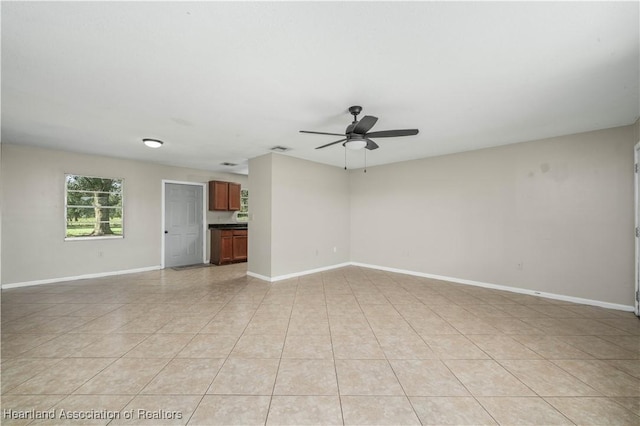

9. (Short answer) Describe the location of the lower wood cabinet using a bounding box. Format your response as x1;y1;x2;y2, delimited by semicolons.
211;229;247;265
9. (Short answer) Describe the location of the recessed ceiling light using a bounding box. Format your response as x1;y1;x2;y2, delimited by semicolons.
270;146;291;152
142;138;163;148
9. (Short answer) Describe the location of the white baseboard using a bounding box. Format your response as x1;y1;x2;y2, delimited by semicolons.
246;271;272;282
248;262;352;283
351;262;635;312
4;261;634;313
1;266;162;290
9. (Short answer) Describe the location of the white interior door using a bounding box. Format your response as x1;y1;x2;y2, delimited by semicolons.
164;183;204;268
635;142;640;316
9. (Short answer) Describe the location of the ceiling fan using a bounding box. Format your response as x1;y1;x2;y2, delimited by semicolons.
300;105;419;151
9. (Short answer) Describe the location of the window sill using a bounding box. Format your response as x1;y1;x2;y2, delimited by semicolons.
64;236;123;241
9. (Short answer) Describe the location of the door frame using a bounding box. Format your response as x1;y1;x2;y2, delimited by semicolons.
635;143;640;316
161;180;207;269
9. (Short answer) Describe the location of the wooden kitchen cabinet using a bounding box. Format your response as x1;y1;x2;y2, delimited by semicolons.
210;228;248;265
218;231;234;263
209;181;228;211
232;230;248;261
209;181;241;211
228;183;241;211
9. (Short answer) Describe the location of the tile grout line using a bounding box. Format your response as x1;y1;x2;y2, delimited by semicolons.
323;270;346;426
262;277;297;426
128;288;239;420
346;268;424;424
108;273;249;425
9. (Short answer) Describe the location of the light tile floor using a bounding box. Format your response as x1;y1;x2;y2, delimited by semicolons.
2;264;639;425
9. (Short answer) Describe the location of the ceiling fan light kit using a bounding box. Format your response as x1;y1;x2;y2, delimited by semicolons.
345;138;367;150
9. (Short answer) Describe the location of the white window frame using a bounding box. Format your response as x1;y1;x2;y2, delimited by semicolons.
64;174;124;241
237;188;249;222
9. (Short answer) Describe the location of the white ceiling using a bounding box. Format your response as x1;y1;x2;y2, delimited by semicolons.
2;2;638;175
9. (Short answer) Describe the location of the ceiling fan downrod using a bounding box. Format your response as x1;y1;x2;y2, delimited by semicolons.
349;105;362;123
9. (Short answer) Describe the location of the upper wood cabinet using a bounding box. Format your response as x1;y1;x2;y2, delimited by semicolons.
209;181;241;211
209;181;228;211
228;182;241;211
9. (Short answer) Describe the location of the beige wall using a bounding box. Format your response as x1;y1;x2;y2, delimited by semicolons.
247;154;273;278
247;153;350;279
350;125;636;306
1;144;247;285
270;154;350;277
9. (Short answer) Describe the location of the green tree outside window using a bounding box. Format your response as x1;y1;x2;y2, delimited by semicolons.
65;175;123;238
237;189;249;222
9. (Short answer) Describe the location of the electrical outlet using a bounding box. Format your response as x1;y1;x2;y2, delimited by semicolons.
333;246;337;253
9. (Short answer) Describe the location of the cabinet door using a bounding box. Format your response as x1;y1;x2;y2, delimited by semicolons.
228;182;241;211
210;229;223;264
220;235;234;262
209;181;229;211
232;233;248;261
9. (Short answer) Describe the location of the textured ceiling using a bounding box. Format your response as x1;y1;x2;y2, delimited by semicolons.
2;2;638;175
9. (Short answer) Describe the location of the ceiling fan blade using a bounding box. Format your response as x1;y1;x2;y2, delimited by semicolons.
365;129;419;138
365;139;379;150
315;138;347;149
352;115;378;134
300;130;346;136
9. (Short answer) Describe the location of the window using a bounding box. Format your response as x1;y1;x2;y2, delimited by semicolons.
65;174;123;239
237;189;249;222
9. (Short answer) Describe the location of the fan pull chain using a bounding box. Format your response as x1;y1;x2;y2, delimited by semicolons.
364;148;367;173
344;146;347;170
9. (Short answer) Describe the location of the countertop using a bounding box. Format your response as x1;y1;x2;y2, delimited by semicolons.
208;223;248;230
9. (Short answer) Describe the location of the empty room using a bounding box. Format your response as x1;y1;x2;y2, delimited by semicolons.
1;2;639;425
